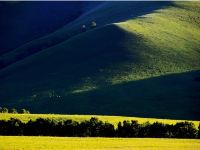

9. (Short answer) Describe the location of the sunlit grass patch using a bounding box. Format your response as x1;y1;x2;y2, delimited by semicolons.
0;136;200;150
0;113;199;128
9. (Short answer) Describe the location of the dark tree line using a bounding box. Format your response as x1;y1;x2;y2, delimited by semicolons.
0;117;199;138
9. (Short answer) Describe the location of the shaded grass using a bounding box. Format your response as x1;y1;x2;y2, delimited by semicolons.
1;71;197;120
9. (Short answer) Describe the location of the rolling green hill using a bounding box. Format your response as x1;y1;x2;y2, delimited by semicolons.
0;2;170;69
0;2;199;120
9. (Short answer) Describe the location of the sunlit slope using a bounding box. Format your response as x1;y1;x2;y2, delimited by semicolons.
112;2;200;83
0;2;199;119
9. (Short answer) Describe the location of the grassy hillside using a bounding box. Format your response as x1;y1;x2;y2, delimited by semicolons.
0;2;199;120
1;137;200;150
0;2;170;68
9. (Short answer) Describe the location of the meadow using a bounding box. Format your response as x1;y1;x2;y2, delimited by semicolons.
0;113;199;128
0;2;200;120
0;136;200;150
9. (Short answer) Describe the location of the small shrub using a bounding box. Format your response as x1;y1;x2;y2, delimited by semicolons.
0;107;8;113
81;24;87;32
20;109;30;114
91;21;97;28
10;108;18;114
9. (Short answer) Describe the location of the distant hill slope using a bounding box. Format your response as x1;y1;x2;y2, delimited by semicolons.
0;2;199;120
0;2;81;55
0;1;101;55
0;1;169;69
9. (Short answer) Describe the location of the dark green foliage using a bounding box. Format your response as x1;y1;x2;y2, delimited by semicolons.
77;117;115;137
0;107;8;113
62;120;79;137
20;109;30;114
9;108;18;114
24;118;56;136
0;118;24;135
147;122;171;138
90;21;97;28
117;120;140;137
172;122;198;139
0;107;30;114
0;117;198;138
100;122;115;137
117;121;171;138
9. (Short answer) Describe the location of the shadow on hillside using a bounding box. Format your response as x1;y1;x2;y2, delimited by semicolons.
80;1;174;25
0;1;86;55
0;21;199;121
0;1;174;70
2;2;197;121
0;24;143;79
40;70;200;120
0;24;147;106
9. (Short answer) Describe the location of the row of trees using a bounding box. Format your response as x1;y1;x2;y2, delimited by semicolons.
0;107;30;114
0;117;199;138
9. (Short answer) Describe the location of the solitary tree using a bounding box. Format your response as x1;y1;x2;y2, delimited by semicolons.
20;108;30;114
90;21;97;29
81;24;87;32
0;107;8;113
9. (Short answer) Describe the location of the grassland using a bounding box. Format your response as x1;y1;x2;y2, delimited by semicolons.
114;2;200;84
0;113;199;128
0;2;200;119
0;136;200;150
